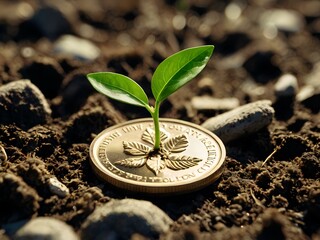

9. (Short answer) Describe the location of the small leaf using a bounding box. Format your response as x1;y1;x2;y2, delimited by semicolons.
163;134;188;153
151;45;214;103
166;155;202;170
115;157;147;168
146;155;166;175
87;72;149;107
142;127;169;145
123;141;151;155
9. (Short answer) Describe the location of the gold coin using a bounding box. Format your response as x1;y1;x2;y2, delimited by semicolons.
90;118;226;195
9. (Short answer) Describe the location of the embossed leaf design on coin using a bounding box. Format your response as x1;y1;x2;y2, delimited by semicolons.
115;128;202;175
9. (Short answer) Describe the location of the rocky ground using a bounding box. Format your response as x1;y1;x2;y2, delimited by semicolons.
0;0;319;239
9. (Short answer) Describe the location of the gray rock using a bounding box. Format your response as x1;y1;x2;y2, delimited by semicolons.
0;145;7;163
48;177;70;198
54;35;100;61
12;217;79;240
80;198;173;240
191;96;240;110
201;100;275;143
274;74;298;97
0;80;51;130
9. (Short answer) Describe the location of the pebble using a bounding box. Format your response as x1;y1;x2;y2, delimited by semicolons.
297;85;316;102
54;35;100;61
191;96;240;111
19;57;64;99
12;217;79;240
297;63;320;112
201;100;275;143
304;62;320;89
240;79;266;96
274;74;298;98
0;145;7;163
260;9;305;33
48;177;70;198
0;80;51;130
80;198;173;240
243;51;281;84
27;7;71;40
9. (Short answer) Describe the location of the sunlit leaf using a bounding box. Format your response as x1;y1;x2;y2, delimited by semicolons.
87;72;149;107
151;45;214;103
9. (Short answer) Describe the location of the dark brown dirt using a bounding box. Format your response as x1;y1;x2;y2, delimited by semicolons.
0;0;319;239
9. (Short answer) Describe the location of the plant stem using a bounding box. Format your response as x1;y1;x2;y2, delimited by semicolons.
145;103;161;150
153;102;161;150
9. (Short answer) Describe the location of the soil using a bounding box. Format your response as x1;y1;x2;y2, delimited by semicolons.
0;0;319;239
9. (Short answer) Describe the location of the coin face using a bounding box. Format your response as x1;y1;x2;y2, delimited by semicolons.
90;118;226;195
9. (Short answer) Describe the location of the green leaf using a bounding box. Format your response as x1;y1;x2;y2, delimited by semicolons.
87;72;149;107
151;45;214;103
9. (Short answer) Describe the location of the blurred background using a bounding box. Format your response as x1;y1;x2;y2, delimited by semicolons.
0;0;319;120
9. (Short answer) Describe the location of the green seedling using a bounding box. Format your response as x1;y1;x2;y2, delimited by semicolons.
87;45;214;151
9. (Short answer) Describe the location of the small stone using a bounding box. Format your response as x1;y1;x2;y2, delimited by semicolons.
80;198;173;240
225;3;243;21
0;145;7;163
274;74;298;98
260;9;305;33
297;63;320;112
172;14;186;30
201;100;275;143
304;62;320;89
12;217;79;240
296;86;320;112
19;57;64;99
243;51;281;84
240;79;266;97
48;177;69;198
0;80;51;130
297;85;316;102
25;7;71;40
54;35;100;61
191;96;240;111
214;222;226;231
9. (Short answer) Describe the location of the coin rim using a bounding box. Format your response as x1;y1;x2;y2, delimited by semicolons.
90;118;226;194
